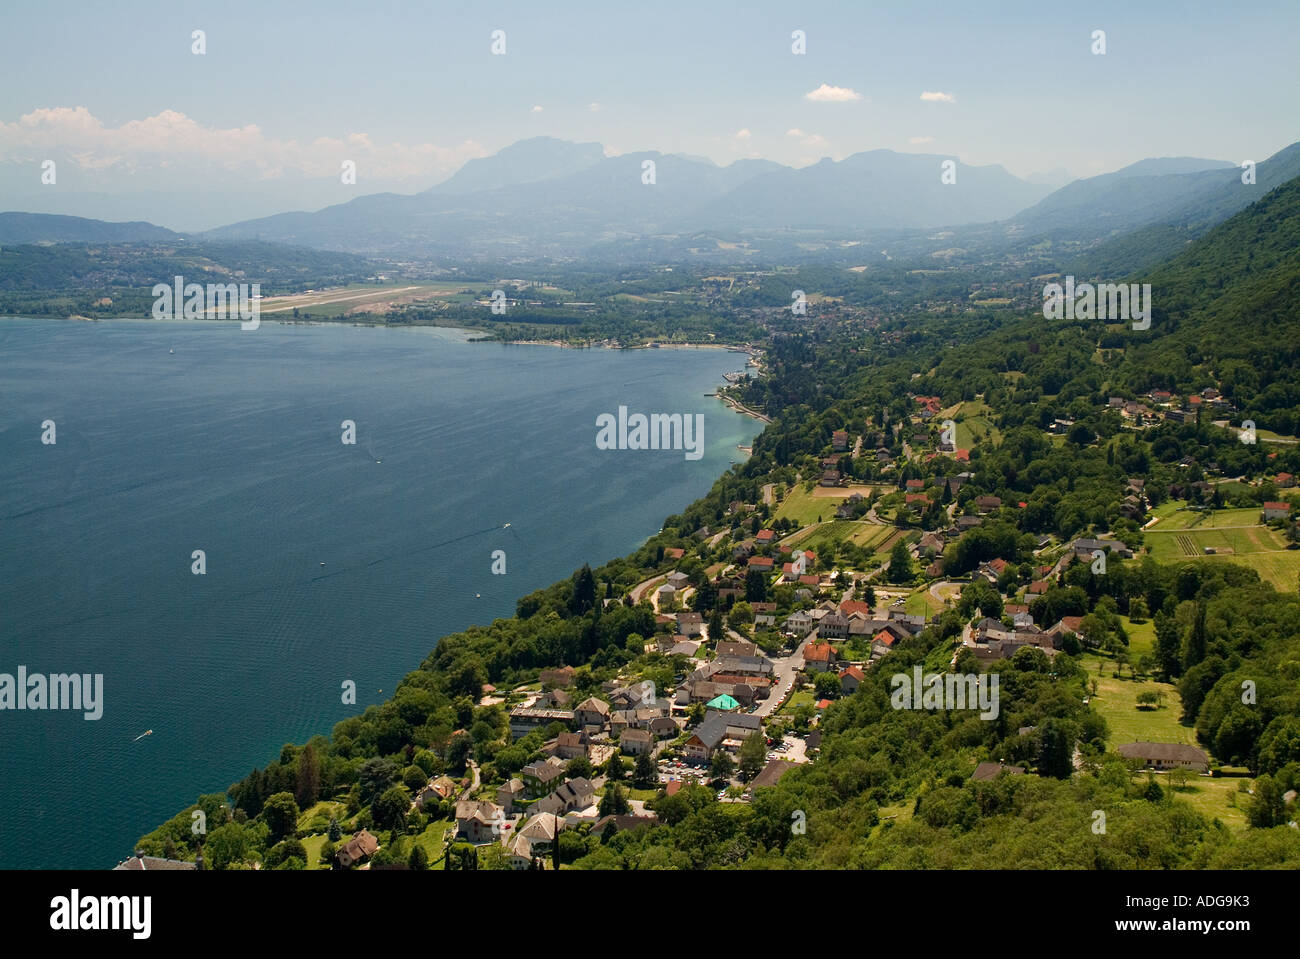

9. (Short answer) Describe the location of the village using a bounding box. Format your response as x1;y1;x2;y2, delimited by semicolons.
317;387;1298;869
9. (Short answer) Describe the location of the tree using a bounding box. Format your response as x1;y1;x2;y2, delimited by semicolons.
327;817;342;842
887;541;914;585
1247;775;1288;828
372;785;411;833
264;838;307;869
203;823;253;870
633;751;657;788
710;750;735;781
1037;719;1075;779
295;743;321;809
408;844;429;870
739;732;767;781
599;783;630;816
1153;610;1181;679
260;792;299;844
566;756;594;780
745;568;768;602
605;752;626;782
814;671;841;700
570;564;597;615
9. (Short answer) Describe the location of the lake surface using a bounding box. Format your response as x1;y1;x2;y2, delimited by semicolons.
0;318;757;869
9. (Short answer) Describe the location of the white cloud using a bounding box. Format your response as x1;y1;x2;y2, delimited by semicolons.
920;91;956;103
531;105;543;113
588;102;601;112
786;128;804;138
735;128;751;139
0;106;486;182
908;136;935;144
804;83;862;102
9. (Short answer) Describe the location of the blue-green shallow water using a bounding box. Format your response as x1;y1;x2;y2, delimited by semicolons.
0;318;757;868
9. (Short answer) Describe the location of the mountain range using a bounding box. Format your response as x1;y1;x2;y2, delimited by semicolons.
3;138;1298;267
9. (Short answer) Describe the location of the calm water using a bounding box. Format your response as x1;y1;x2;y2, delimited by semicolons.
0;317;756;868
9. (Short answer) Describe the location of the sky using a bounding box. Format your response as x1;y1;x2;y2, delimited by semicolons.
1;0;1297;229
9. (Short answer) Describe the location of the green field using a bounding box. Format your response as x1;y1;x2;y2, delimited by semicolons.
1080;652;1194;747
1144;514;1299;591
946;398;1002;450
785;520;897;553
1147;506;1262;530
774;485;884;527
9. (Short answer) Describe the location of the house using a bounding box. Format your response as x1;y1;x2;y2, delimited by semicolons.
682;712;763;761
705;693;741;712
454;801;504;844
510;813;561;867
818;612;850;640
784;610;814;635
336;829;380;867
554;731;590;760
839;600;872;618
820;469;842;487
664;547;685;559
509;706;575;739
520;757;568;796
716;639;758;658
666;571;690;589
751;602;777;627
1276;472;1295;488
418;775;458;808
838;665;865;694
755;528;776;545
539;666;576;689
533;777;596;817
676;612;704;637
970;762;1025;782
536;688;573;709
747;760;796;793
656;583;677;605
748;556;775;571
620;727;655;756
803;642;838;672
975;495;1002;513
575;697;611;728
871;630;898;659
917;533;946;557
650;716;678;739
497;778;526;814
1263;501;1291;521
905;478;925;492
1116;742;1210;773
832;430;849;451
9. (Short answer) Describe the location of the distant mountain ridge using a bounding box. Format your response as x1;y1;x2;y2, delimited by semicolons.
0;212;181;245
204;139;1053;255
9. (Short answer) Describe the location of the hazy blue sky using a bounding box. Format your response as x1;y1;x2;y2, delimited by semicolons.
2;0;1296;221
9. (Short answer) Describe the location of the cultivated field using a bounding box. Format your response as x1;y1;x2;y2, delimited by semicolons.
1144;511;1299;591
